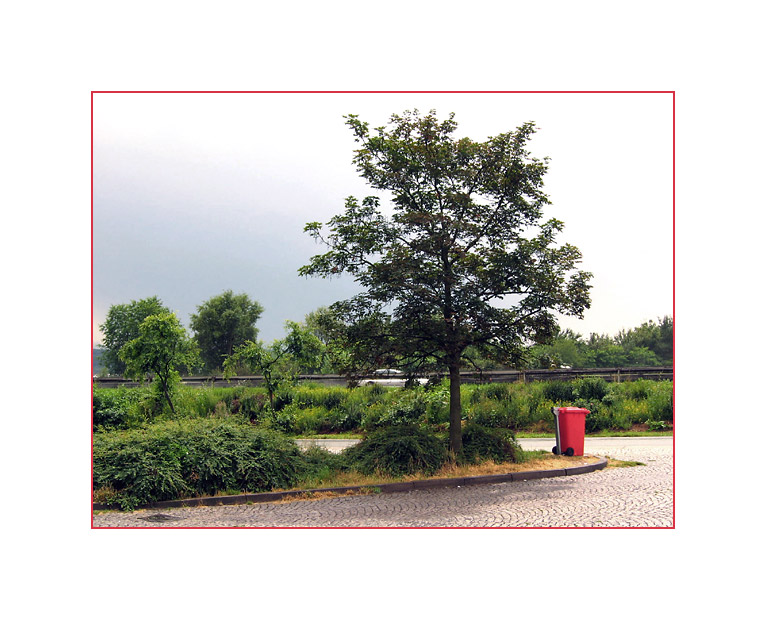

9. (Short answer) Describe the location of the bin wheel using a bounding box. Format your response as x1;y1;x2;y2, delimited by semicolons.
564;447;574;457
552;446;560;455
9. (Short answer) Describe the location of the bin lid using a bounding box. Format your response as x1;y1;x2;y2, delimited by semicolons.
557;407;590;414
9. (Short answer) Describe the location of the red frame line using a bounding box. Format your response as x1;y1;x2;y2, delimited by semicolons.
91;90;675;530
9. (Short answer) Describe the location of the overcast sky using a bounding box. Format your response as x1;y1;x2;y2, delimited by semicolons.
93;92;673;345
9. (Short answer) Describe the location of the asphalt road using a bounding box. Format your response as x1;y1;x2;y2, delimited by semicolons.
92;436;673;528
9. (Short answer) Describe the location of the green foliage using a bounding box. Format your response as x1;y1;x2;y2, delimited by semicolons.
573;376;610;401
92;385;147;430
94;377;673;442
458;424;520;464
119;313;200;417
100;296;170;375
616;317;673;365
299;110;592;453
93;419;307;509
298;446;350;487
467;399;512;428
647;381;674;422
190;290;263;372
543;381;576;403
344;425;448;477
528;317;673;369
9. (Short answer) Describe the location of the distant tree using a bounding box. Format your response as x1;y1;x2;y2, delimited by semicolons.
300;110;591;453
190;290;264;372
581;333;628;368
283;320;325;374
529;328;585;368
119;313;200;416
303;307;338;345
616;316;673;365
100;296;170;375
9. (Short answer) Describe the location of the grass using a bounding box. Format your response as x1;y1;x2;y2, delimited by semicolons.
269;451;604;501
605;458;646;467
515;430;673;438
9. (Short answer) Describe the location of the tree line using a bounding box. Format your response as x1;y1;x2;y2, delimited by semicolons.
98;293;671;381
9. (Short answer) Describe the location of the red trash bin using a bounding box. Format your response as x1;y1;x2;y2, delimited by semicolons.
552;407;590;456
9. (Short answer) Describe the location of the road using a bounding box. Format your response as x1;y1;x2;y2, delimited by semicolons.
93;436;673;528
295;436;672;453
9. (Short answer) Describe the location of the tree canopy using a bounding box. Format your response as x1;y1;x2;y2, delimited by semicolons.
100;296;170;375
190;290;264;372
119;312;200;416
300;110;592;452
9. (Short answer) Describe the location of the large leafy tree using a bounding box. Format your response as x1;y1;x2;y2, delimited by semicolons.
100;296;170;375
300;110;592;453
190;290;264;372
119;313;200;416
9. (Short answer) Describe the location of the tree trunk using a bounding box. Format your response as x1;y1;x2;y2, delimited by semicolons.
448;363;462;455
161;380;176;416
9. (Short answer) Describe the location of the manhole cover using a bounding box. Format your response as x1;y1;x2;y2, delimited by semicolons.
138;513;183;523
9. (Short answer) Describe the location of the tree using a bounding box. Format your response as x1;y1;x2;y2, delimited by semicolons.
616;316;673;365
300;110;592;453
190;290;264;372
100;296;170;375
119;313;200;416
223;321;324;408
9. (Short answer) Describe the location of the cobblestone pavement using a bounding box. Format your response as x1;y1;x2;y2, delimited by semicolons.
92;440;673;528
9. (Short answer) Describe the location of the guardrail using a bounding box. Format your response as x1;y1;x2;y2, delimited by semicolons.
93;366;673;388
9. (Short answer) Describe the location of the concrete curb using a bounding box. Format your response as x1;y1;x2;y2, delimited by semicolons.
93;456;608;512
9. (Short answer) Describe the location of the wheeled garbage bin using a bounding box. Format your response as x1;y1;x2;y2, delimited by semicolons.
552;407;590;456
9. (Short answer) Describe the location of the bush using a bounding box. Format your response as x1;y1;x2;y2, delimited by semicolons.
542;381;575;403
619;380;652;401
468;399;511;428
647;381;674;422
93;386;148;430
298;446;350;487
573;377;610;401
93;419;306;509
344;425;448;477
459;424;520;464
484;383;510;401
585;410;612;433
377;396;426;427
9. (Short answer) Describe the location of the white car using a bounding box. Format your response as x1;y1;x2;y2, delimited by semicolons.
372;368;404;376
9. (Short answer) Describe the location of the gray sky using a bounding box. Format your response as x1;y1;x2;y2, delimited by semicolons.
93;92;673;345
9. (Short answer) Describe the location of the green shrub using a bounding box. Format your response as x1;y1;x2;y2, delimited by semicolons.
468;399;511;428
542;381;575;403
484;383;510;401
93;386;149;430
611;399;650;426
573;377;609;401
585;410;612;433
93;419;306;510
272;389;294;412
619;380;652;401
292;406;327;435
459;424;520;464
647;381;673;422
344;425;448;477
375;394;427;427
298;446;350;487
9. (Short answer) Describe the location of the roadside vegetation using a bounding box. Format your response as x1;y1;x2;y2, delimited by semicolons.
93;377;673;436
93;377;672;510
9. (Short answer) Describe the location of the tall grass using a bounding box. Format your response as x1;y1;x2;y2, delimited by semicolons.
93;378;674;435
